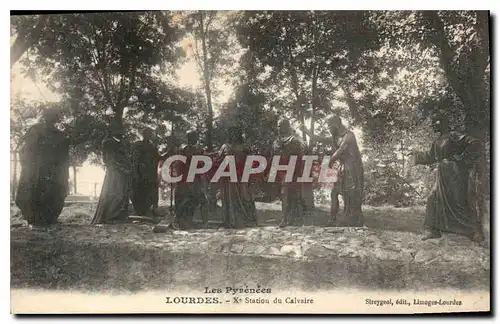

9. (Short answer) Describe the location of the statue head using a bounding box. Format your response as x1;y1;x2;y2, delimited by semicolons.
109;120;124;137
327;115;343;137
41;107;62;126
228;126;244;144
186;130;198;145
431;114;449;134
166;135;178;147
142;128;154;141
278;119;292;137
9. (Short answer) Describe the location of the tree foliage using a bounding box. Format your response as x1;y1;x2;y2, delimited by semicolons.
10;10;491;206
374;10;490;138
13;12;201;164
19;12;185;122
235;11;381;148
180;10;239;150
10;14;48;67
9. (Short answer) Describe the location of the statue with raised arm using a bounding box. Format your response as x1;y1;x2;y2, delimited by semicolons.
412;114;484;242
324;116;364;227
300;116;360;226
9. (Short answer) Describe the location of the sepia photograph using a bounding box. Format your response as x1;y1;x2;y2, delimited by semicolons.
8;9;491;314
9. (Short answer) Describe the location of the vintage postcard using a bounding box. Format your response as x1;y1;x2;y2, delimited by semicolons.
10;10;490;314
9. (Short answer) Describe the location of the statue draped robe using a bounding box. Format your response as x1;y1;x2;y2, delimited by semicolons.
273;135;307;226
16;123;70;226
91;136;132;225
214;143;257;228
173;143;205;229
331;130;364;227
131;140;160;215
415;132;484;238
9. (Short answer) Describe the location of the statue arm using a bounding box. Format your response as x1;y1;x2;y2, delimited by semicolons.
60;138;71;195
118;143;133;174
414;142;436;165
271;140;280;156
102;138;131;174
155;147;162;163
19;124;42;165
330;132;354;162
101;138;114;166
242;145;251;155
130;143;140;178
454;134;483;165
301;126;330;144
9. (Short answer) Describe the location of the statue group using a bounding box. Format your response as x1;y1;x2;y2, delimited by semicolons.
15;109;485;243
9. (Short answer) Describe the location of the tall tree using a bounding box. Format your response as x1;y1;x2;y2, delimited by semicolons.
375;10;490;140
13;12;200;168
17;12;187;129
182;11;237;151
236;10;380;149
375;10;491;212
215;48;277;150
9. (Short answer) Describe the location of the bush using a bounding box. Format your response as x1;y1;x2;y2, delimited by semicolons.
364;165;425;207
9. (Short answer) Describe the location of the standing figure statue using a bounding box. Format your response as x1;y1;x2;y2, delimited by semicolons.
327;116;364;227
15;108;70;228
172;130;206;229
160;135;179;213
301;144;316;213
91;121;132;225
273;119;308;227
412;114;484;242
214;126;257;228
131;128;160;217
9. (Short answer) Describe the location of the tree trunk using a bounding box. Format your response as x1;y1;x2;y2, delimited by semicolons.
114;105;125;127
290;86;307;143
11;151;18;201
72;165;77;195
400;139;405;177
340;83;364;126
199;12;213;152
466;119;488;226
301;65;318;210
422;11;489;136
419;13;490;222
198;11;217;212
309;65;318;150
286;42;308;143
298;108;308;143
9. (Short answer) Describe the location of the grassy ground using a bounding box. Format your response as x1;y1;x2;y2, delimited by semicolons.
11;200;490;293
11;223;490;292
12;198;490;238
11;200;428;234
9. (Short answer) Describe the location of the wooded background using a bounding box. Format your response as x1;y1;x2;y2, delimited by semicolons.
10;11;490;207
